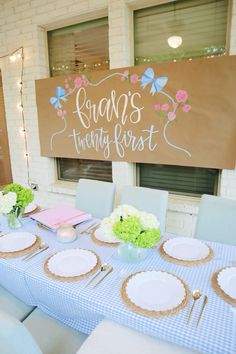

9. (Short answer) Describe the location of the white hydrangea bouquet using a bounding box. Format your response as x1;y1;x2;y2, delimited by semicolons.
0;183;34;229
101;205;161;248
0;191;17;215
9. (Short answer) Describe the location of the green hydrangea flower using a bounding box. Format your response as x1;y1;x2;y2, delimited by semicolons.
112;215;161;249
3;183;34;209
134;228;161;248
112;216;141;243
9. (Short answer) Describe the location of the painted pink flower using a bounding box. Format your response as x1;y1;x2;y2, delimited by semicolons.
68;76;72;81
64;78;68;84
130;74;139;84
176;90;188;103
173;102;178;110
182;104;192;113
65;83;70;89
82;79;89;87
161;103;169;111
69;88;73;94
154;103;161;111
74;76;82;88
121;69;129;80
57;110;66;117
168;112;176;121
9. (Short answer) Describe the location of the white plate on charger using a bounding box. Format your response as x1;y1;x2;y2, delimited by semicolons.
163;237;210;261
94;227;120;244
24;202;38;214
217;267;236;300
0;232;36;253
125;270;186;312
47;249;98;277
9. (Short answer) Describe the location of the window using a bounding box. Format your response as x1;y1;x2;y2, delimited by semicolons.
134;0;228;195
48;18;112;183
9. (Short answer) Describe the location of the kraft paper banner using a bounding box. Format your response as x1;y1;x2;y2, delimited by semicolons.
35;56;236;169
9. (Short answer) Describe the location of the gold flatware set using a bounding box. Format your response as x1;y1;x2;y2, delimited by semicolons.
187;290;208;327
85;263;113;289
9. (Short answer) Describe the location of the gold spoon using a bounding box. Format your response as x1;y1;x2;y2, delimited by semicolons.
85;263;109;287
187;290;202;324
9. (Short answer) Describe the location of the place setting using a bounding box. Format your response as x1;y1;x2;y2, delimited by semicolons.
44;248;101;282
0;231;41;258
22;202;41;217
120;270;190;318
159;237;213;266
211;266;236;306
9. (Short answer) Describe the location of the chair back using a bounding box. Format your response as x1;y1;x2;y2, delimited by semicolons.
0;310;42;354
120;186;169;233
195;194;236;245
76;179;115;219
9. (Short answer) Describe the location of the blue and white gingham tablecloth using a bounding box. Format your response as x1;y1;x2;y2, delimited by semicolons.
0;216;236;354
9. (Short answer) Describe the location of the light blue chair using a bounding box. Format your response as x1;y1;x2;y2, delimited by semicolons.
76;179;115;219
77;319;201;354
120;186;169;233
195;194;236;245
0;308;88;354
0;310;42;354
0;286;35;321
24;308;87;354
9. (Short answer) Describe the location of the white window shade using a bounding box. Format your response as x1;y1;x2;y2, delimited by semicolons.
134;0;228;64
48;18;112;183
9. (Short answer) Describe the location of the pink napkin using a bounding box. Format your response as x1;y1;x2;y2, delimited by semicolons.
31;205;92;231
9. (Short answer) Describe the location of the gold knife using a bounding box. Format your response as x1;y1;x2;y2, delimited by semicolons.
25;245;49;261
196;295;208;327
92;267;113;288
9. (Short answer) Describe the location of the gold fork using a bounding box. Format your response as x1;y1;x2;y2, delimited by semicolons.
196;295;208;327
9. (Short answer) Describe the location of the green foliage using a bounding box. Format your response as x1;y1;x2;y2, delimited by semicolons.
112;216;161;249
3;183;34;209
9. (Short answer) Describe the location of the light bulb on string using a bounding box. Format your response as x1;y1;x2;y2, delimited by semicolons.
167;35;182;49
9;54;17;62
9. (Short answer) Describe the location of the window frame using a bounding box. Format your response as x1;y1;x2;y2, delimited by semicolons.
133;0;230;197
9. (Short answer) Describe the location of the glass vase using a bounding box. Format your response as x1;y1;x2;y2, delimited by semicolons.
7;210;23;229
117;242;148;263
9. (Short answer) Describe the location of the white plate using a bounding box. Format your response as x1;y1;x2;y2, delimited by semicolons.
94;227;119;244
0;232;36;252
24;202;37;214
47;249;98;277
217;267;236;300
126;271;186;312
163;237;209;261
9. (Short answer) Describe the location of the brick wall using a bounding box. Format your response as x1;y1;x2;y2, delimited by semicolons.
0;0;235;236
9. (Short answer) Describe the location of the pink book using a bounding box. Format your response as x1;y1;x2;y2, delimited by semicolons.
31;205;92;231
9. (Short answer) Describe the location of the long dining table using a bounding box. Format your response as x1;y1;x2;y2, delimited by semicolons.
0;215;236;354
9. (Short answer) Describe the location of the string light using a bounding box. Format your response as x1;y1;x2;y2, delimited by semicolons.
0;46;30;186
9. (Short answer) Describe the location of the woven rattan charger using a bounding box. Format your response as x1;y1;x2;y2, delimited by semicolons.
91;231;120;247
121;270;190;317
0;235;41;258
211;267;236;306
44;249;101;282
159;240;213;266
23;205;41;218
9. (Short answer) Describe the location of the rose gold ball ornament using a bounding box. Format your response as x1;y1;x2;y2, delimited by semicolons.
56;223;77;243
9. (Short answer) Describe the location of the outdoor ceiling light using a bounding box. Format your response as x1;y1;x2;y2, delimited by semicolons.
167;35;183;49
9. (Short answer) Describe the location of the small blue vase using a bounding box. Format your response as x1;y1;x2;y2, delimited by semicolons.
117;242;148;263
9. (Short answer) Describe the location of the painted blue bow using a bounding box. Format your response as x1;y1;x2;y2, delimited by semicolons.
141;68;168;95
50;86;67;109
